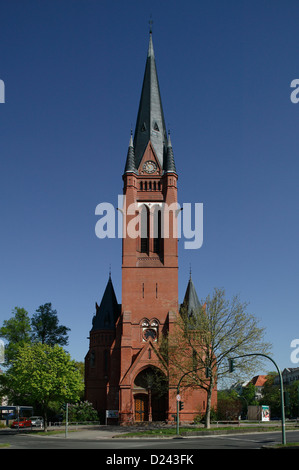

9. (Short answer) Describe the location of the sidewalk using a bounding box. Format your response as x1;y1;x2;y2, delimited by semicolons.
56;425;134;439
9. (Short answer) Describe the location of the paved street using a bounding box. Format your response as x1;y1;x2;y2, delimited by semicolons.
1;428;299;450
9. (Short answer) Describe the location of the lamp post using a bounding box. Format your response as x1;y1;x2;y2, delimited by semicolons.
176;367;205;436
228;353;286;445
148;386;152;422
146;373;154;422
237;394;248;420
65;403;69;438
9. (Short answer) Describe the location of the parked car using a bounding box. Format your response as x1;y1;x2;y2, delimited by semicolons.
11;417;32;428
29;416;44;428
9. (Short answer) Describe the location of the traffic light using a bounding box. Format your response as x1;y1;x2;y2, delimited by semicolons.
228;359;235;373
179;401;184;411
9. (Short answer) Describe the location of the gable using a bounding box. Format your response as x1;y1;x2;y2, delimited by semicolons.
119;340;166;386
137;141;161;175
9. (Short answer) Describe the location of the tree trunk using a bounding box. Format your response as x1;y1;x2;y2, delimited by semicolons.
42;402;48;431
204;382;213;429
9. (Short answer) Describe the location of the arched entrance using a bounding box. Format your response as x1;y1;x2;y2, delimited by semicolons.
133;366;168;422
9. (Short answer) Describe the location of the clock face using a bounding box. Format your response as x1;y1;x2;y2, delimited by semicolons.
143;161;157;173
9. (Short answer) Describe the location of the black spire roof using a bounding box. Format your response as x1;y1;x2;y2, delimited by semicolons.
165;132;177;173
181;275;201;321
130;32;176;174
124;133;137;174
91;275;120;331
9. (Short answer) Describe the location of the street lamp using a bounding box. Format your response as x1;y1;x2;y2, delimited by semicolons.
147;385;152;422
146;373;154;422
237;394;248;420
176;366;205;435
228;353;286;445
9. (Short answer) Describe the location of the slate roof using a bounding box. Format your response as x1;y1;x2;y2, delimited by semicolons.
124;32;176;175
165;133;177;173
124;133;137;174
180;275;201;320
91;276;120;331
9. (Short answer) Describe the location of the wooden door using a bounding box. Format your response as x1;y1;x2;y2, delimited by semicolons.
134;394;148;422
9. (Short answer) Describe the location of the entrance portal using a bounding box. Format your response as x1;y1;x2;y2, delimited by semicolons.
134;367;168;422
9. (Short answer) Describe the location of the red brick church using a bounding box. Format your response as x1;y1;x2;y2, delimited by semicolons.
85;31;217;424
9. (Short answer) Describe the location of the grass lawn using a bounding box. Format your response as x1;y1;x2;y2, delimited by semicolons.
115;425;293;438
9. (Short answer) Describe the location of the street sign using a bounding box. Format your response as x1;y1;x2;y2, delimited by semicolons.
106;410;119;418
176;394;181;402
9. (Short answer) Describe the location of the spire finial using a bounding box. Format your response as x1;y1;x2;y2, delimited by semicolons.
109;264;111;279
149;15;153;34
189;263;192;280
130;127;133;144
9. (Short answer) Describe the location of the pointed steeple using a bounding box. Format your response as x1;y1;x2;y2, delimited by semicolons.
92;275;120;331
133;32;168;170
124;132;137;174
181;274;201;320
165;131;177;173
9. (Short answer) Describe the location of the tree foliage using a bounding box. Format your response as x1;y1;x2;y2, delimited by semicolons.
64;401;98;423
159;287;271;428
0;303;70;365
217;390;242;420
0;307;31;364
31;303;70;346
1;343;84;429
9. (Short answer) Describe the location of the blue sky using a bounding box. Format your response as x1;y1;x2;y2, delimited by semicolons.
1;0;298;375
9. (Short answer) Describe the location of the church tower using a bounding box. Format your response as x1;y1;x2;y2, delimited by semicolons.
85;31;216;424
119;31;179;422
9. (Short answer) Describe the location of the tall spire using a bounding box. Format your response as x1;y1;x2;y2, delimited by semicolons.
165;131;177;173
133;32;168;170
124;131;137;173
92;275;120;331
181;275;201;321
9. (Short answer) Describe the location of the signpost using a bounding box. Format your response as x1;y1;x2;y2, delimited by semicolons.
105;410;119;425
176;367;206;436
65;403;68;438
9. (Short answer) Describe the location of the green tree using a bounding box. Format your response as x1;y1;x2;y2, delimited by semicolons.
288;380;299;418
258;373;281;417
31;303;70;347
65;401;98;423
242;382;259;405
159;288;271;428
0;307;31;365
1;343;83;429
217;389;242;420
